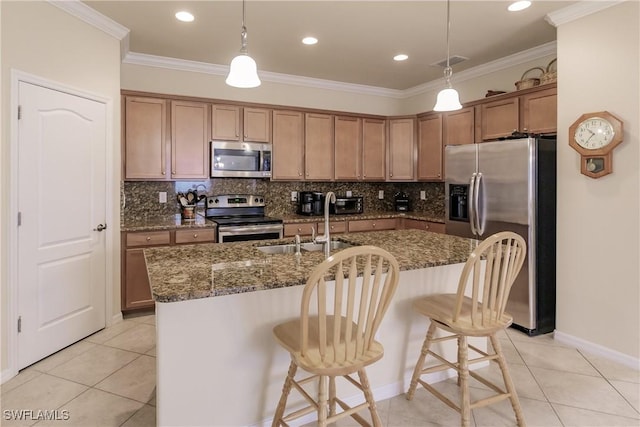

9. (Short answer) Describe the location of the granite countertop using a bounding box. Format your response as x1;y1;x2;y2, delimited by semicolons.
144;229;477;303
121;214;216;232
278;211;444;224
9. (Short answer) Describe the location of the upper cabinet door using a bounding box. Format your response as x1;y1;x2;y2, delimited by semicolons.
211;104;241;141
271;110;304;180
334;116;362;181
305;113;334;180
481;97;519;141
417;113;443;181
362;118;386;181
124;96;168;180
171;100;209;179
243;107;272;142
444;107;475;146
387;118;415;181
520;87;557;134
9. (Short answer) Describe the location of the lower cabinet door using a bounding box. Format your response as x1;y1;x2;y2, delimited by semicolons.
123;248;155;311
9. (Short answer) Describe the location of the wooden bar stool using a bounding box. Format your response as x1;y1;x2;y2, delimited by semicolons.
271;246;400;427
406;231;527;427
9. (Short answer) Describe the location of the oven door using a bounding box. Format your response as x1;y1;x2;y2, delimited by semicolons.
218;224;283;243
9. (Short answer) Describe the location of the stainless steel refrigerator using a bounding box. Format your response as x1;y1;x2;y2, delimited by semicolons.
445;137;556;336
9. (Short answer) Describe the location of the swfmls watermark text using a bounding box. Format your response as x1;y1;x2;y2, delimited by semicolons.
3;409;70;421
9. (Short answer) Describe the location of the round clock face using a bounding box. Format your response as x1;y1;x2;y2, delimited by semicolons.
574;117;615;149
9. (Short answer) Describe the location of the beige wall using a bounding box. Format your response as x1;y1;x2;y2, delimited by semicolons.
0;1;122;372
556;2;639;358
121;63;403;116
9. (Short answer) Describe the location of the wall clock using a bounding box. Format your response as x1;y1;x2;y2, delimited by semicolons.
568;111;624;178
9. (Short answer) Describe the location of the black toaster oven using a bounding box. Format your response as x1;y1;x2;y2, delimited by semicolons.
331;196;363;215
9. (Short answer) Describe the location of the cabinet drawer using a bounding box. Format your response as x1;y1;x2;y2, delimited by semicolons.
404;219;446;234
175;229;216;244
126;231;171;247
284;223;317;237
316;221;346;234
348;218;396;232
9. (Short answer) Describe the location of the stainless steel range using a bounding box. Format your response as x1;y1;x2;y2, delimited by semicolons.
205;195;283;243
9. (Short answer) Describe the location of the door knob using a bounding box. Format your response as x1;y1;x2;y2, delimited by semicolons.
93;224;107;232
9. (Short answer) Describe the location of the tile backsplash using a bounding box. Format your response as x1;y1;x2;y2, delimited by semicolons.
121;179;444;223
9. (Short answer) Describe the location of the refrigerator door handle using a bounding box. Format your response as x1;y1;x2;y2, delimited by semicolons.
475;172;484;235
469;173;477;235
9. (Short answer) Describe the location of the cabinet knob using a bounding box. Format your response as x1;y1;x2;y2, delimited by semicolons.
146;237;151;241
297;228;302;232
298;172;302;176
425;224;430;230
372;223;376;228
193;234;198;238
330;225;334;230
390;173;393;177
162;171;166;175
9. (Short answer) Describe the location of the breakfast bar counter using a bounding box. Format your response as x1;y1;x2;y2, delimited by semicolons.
146;230;481;426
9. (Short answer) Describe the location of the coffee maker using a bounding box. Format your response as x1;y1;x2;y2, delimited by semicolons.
298;191;324;216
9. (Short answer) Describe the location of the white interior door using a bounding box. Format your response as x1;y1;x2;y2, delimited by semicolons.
17;82;106;369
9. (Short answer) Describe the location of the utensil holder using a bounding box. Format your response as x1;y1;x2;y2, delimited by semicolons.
181;205;196;220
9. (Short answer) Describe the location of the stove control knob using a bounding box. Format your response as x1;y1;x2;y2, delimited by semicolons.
259;198;264;203
255;198;258;203
214;198;219;204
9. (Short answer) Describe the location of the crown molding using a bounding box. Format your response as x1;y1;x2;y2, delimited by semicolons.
545;0;626;27
48;0;129;40
402;41;557;98
122;52;405;99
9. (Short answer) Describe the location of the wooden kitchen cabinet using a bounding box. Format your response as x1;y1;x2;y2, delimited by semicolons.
362;118;386;181
174;229;216;244
211;104;241;141
271;110;304;180
305;113;334;180
520;86;557;134
444;107;475;146
316;221;346;234
283;222;317;237
243;107;271;142
417;113;443;181
403;219;446;234
334;116;362;181
348;218;397;232
170;100;209;179
480;97;519;141
387;118;415;181
122;230;172;311
124;96;168;179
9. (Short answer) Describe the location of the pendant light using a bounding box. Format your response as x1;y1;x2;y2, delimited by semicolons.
226;0;261;88
434;0;462;111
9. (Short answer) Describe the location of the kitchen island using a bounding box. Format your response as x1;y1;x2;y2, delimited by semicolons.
145;229;481;426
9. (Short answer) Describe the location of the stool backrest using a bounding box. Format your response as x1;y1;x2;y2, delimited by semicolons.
454;232;527;328
299;246;400;367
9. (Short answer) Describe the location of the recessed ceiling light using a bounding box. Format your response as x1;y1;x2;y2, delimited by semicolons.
175;11;195;22
302;37;318;45
394;54;409;61
508;1;532;12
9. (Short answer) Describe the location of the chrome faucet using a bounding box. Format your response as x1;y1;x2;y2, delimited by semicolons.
314;191;336;258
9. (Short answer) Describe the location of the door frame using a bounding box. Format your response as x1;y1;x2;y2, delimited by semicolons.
5;70;116;381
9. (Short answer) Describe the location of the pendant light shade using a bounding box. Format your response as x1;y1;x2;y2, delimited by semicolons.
226;0;261;88
433;0;462;112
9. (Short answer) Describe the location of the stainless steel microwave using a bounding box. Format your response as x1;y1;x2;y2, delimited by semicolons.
210;141;271;178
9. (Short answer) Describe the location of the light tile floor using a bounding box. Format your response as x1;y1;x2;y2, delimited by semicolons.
1;313;638;426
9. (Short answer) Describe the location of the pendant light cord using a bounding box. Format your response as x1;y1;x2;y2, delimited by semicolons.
240;0;248;53
443;0;453;87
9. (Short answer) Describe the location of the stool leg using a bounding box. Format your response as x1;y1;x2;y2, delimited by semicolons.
490;334;526;427
272;360;297;427
359;369;383;427
407;321;437;400
458;335;471;427
329;376;336;417
318;375;328;427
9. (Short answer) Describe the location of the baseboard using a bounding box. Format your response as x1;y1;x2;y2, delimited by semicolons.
1;367;17;385
554;330;640;370
111;312;123;326
250;367;471;427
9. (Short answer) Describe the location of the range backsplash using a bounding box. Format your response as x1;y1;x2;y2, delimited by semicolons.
121;179;444;223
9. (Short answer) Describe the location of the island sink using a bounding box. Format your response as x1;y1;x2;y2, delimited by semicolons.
256;240;352;254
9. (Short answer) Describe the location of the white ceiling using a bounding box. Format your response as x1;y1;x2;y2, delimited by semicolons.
83;1;577;90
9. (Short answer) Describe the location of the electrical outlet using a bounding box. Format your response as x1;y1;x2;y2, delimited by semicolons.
159;192;167;203
378;190;384;199
291;191;298;202
420;190;426;200
346;190;352;197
